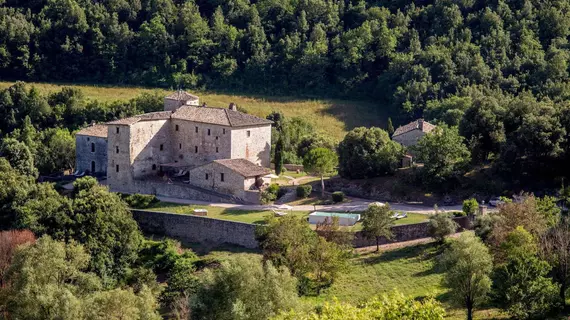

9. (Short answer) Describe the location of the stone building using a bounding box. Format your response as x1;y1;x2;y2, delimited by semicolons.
392;119;436;147
392;119;436;166
75;124;108;175
75;91;273;203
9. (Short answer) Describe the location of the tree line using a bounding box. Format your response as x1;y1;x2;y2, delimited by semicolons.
2;0;570;115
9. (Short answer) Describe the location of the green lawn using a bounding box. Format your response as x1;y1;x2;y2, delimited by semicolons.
0;81;386;141
142;201;428;227
144;202;309;224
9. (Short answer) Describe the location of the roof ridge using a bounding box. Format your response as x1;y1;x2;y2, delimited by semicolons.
224;108;234;127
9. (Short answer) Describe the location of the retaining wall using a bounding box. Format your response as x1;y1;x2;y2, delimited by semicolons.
132;210;258;248
132;210;472;249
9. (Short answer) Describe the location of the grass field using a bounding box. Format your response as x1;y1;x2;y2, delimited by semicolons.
0;81;386;140
143;201;428;227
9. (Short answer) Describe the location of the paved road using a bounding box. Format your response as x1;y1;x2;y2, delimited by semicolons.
157;196;466;214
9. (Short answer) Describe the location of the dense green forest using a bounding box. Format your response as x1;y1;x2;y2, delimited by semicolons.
2;0;570;113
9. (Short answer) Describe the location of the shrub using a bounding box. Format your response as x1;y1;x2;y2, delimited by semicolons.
267;183;280;195
428;211;458;243
452;211;466;217
277;187;288;199
462;198;479;215
123;193;159;209
296;185;312;198
260;190;277;204
332;191;345;203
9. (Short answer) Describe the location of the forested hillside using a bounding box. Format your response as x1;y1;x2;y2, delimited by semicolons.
1;0;570;115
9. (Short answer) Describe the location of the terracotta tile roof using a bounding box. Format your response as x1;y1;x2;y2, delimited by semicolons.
76;124;108;138
393;119;436;137
213;159;271;177
107;111;173;125
165;90;199;101
171;106;272;127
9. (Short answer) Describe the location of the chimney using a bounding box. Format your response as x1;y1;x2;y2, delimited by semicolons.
418;118;424;130
229;102;237;111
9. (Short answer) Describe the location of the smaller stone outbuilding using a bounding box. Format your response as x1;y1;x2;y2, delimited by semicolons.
188;158;271;199
75;124;108;175
392;119;436;148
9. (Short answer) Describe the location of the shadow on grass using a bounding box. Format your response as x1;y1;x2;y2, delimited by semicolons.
361;242;436;265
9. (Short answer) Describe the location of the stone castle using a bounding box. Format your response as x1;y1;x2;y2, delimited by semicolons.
75;91;273;204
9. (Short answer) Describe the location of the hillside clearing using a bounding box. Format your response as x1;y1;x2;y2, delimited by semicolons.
0;81;386;140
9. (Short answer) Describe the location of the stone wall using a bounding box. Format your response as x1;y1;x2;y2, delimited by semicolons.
130;120;172;179
392;129;426;148
188;161;248;199
170;119;232;167
132;210;472;249
230;125;271;167
349;216;471;247
75;135;108;174
132;210;258;248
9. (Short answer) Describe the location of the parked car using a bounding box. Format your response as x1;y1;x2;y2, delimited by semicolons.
489;197;505;207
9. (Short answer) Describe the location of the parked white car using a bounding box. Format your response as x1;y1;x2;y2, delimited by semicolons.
489;197;505;207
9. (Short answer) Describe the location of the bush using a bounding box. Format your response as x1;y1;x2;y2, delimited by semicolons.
296;185;312;198
428;211;458;243
462;198;479;215
451;211;466;217
260;190;277;204
277;187;288;199
332;191;345;203
123;193;159;209
267;183;280;195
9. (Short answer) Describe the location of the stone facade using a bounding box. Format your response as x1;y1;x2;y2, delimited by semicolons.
230;125;272;167
392;129;427;148
85;91;274;204
75;134;108;174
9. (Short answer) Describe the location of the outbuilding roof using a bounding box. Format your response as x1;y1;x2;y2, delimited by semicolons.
393;119;436;137
106;111;173;126
172;106;272;127
76;124;108;138
165;90;199;101
213;159;271;177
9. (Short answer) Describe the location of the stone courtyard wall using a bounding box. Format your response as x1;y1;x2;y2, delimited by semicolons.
132;210;472;249
132;210;258;248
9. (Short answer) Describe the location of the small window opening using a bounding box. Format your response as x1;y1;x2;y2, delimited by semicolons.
152;164;156;170
216;147;219;153
175;124;179;131
195;126;198;133
179;143;182;149
223;128;226;134
91;143;95;153
116;165;119;172
116;146;119;153
220;173;225;182
207;129;211;136
195;146;198;153
205;173;209;180
116;127;119;134
160;144;164;151
246;130;251;137
91;161;95;173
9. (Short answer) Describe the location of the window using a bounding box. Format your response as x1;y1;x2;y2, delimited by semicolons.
87;137;90;141
207;129;211;136
220;173;225;182
160;144;164;151
195;146;198;153
152;164;156;170
91;143;95;153
116;127;119;134
116;165;119;173
205;173;209;180
179;143;182;149
116;146;119;154
91;161;95;173
175;124;179;131
195;126;198;133
216;136;219;140
246;130;251;137
223;128;226;134
216;147;219;153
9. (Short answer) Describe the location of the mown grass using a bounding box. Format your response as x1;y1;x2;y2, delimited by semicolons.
143;201;309;224
0;81;386;140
